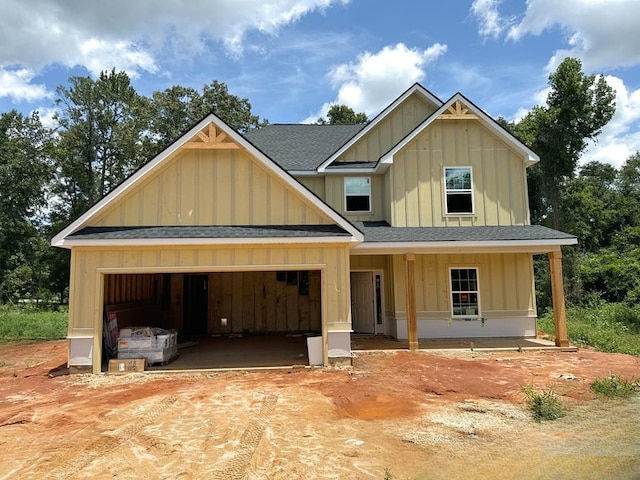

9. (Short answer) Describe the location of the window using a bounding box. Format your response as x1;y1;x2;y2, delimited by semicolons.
345;177;371;212
444;167;473;214
450;268;480;317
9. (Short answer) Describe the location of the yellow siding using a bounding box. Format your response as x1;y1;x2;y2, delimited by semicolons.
91;149;332;227
336;93;436;162
391;252;535;318
296;176;326;199
390;120;529;227
68;243;352;339
349;254;394;315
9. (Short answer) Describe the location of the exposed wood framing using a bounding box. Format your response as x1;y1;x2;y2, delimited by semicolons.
182;123;241;150
438;100;479;120
404;253;419;350
548;251;570;347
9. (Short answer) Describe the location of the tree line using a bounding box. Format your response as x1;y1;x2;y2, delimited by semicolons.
0;59;636;312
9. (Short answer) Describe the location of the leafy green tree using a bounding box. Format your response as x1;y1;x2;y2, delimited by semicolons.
0;110;51;303
147;80;267;153
317;104;369;124
514;58;616;229
52;69;149;220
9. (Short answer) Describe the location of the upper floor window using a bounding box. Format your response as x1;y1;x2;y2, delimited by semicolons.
444;167;473;214
450;267;480;317
345;177;371;212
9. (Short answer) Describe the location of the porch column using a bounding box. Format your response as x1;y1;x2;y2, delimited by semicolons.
404;253;418;351
548;250;570;347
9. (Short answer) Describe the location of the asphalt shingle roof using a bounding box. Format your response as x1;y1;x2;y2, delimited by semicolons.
353;222;577;243
243;124;366;171
69;225;351;239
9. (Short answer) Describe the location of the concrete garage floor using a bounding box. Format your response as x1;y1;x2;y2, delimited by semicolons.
146;335;572;372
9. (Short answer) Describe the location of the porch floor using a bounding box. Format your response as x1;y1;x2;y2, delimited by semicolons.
142;334;574;372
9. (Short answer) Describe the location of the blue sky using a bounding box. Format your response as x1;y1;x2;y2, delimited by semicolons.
1;0;640;167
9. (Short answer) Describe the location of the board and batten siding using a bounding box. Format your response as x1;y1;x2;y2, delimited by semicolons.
349;254;395;314
296;176;326;200
335;93;437;163
91;149;332;227
323;175;385;221
390;252;536;318
390;120;530;227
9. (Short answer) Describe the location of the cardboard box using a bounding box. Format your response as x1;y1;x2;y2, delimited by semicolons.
108;358;145;373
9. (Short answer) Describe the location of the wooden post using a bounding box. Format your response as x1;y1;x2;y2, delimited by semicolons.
548;250;570;347
404;253;418;350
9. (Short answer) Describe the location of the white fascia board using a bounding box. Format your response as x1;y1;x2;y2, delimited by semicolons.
317;84;442;173
288;170;319;176
323;168;378;175
51;114;364;246
352;238;577;254
55;235;360;249
380;93;540;166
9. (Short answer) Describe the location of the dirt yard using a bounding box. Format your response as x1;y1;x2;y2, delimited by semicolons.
0;341;639;480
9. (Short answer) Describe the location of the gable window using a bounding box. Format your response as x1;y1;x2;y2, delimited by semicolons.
450;268;480;317
345;177;371;212
444;167;473;214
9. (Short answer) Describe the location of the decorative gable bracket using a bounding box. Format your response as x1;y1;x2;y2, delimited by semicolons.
438;100;479;120
182;123;241;150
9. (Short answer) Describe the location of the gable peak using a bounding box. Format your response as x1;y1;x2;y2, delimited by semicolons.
182;121;241;150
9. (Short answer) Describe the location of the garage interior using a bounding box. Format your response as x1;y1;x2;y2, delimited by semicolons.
103;270;323;371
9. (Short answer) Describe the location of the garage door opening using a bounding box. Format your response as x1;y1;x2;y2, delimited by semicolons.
102;270;322;371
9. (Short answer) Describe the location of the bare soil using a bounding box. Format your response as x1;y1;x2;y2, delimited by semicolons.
0;341;639;479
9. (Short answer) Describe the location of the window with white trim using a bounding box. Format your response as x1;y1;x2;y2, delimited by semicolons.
450;267;480;317
444;167;473;214
344;177;371;212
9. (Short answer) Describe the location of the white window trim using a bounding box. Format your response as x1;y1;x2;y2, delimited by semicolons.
443;166;475;215
448;266;481;319
344;176;372;213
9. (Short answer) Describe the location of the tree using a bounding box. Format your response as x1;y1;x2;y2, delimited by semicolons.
147;80;267;153
0;110;52;303
52;69;149;220
513;58;616;229
317;104;368;124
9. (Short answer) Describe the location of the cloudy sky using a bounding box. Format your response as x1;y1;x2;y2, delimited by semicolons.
1;0;639;167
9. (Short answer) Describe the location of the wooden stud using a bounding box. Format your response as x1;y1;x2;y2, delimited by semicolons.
548;251;570;347
404;253;419;350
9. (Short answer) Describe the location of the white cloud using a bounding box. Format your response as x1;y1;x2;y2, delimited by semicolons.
582;75;640;168
0;68;50;102
304;42;447;122
471;0;507;40
0;0;348;94
505;0;640;72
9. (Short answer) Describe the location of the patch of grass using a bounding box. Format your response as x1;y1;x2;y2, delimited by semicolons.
0;308;68;341
537;302;640;356
384;468;394;480
522;385;565;422
591;375;640;398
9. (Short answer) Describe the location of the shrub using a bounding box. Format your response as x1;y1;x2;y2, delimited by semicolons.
522;385;565;422
591;375;640;398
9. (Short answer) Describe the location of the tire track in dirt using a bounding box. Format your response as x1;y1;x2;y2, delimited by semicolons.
209;393;278;479
41;394;178;480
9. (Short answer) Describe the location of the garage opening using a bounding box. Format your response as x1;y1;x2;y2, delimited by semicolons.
102;270;322;371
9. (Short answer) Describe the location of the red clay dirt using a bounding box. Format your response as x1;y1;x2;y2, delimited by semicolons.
0;341;639;479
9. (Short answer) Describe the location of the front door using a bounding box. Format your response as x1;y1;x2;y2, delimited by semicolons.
350;272;375;333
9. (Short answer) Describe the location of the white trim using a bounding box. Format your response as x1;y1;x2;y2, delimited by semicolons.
325;168;378;174
344;176;372;213
352;238;577;254
51;113;363;247
380;93;540;167
443;166;475;215
317;84;442;172
55;235;358;249
449;266;481;319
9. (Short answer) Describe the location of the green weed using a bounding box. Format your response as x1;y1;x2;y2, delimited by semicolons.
591;375;640;398
522;385;565;422
0;308;68;341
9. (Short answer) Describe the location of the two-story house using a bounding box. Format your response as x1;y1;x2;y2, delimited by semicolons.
52;83;576;373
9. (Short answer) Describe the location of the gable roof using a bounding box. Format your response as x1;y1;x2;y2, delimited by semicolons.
244;124;365;172
51;114;364;248
380;93;540;167
317;83;443;172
